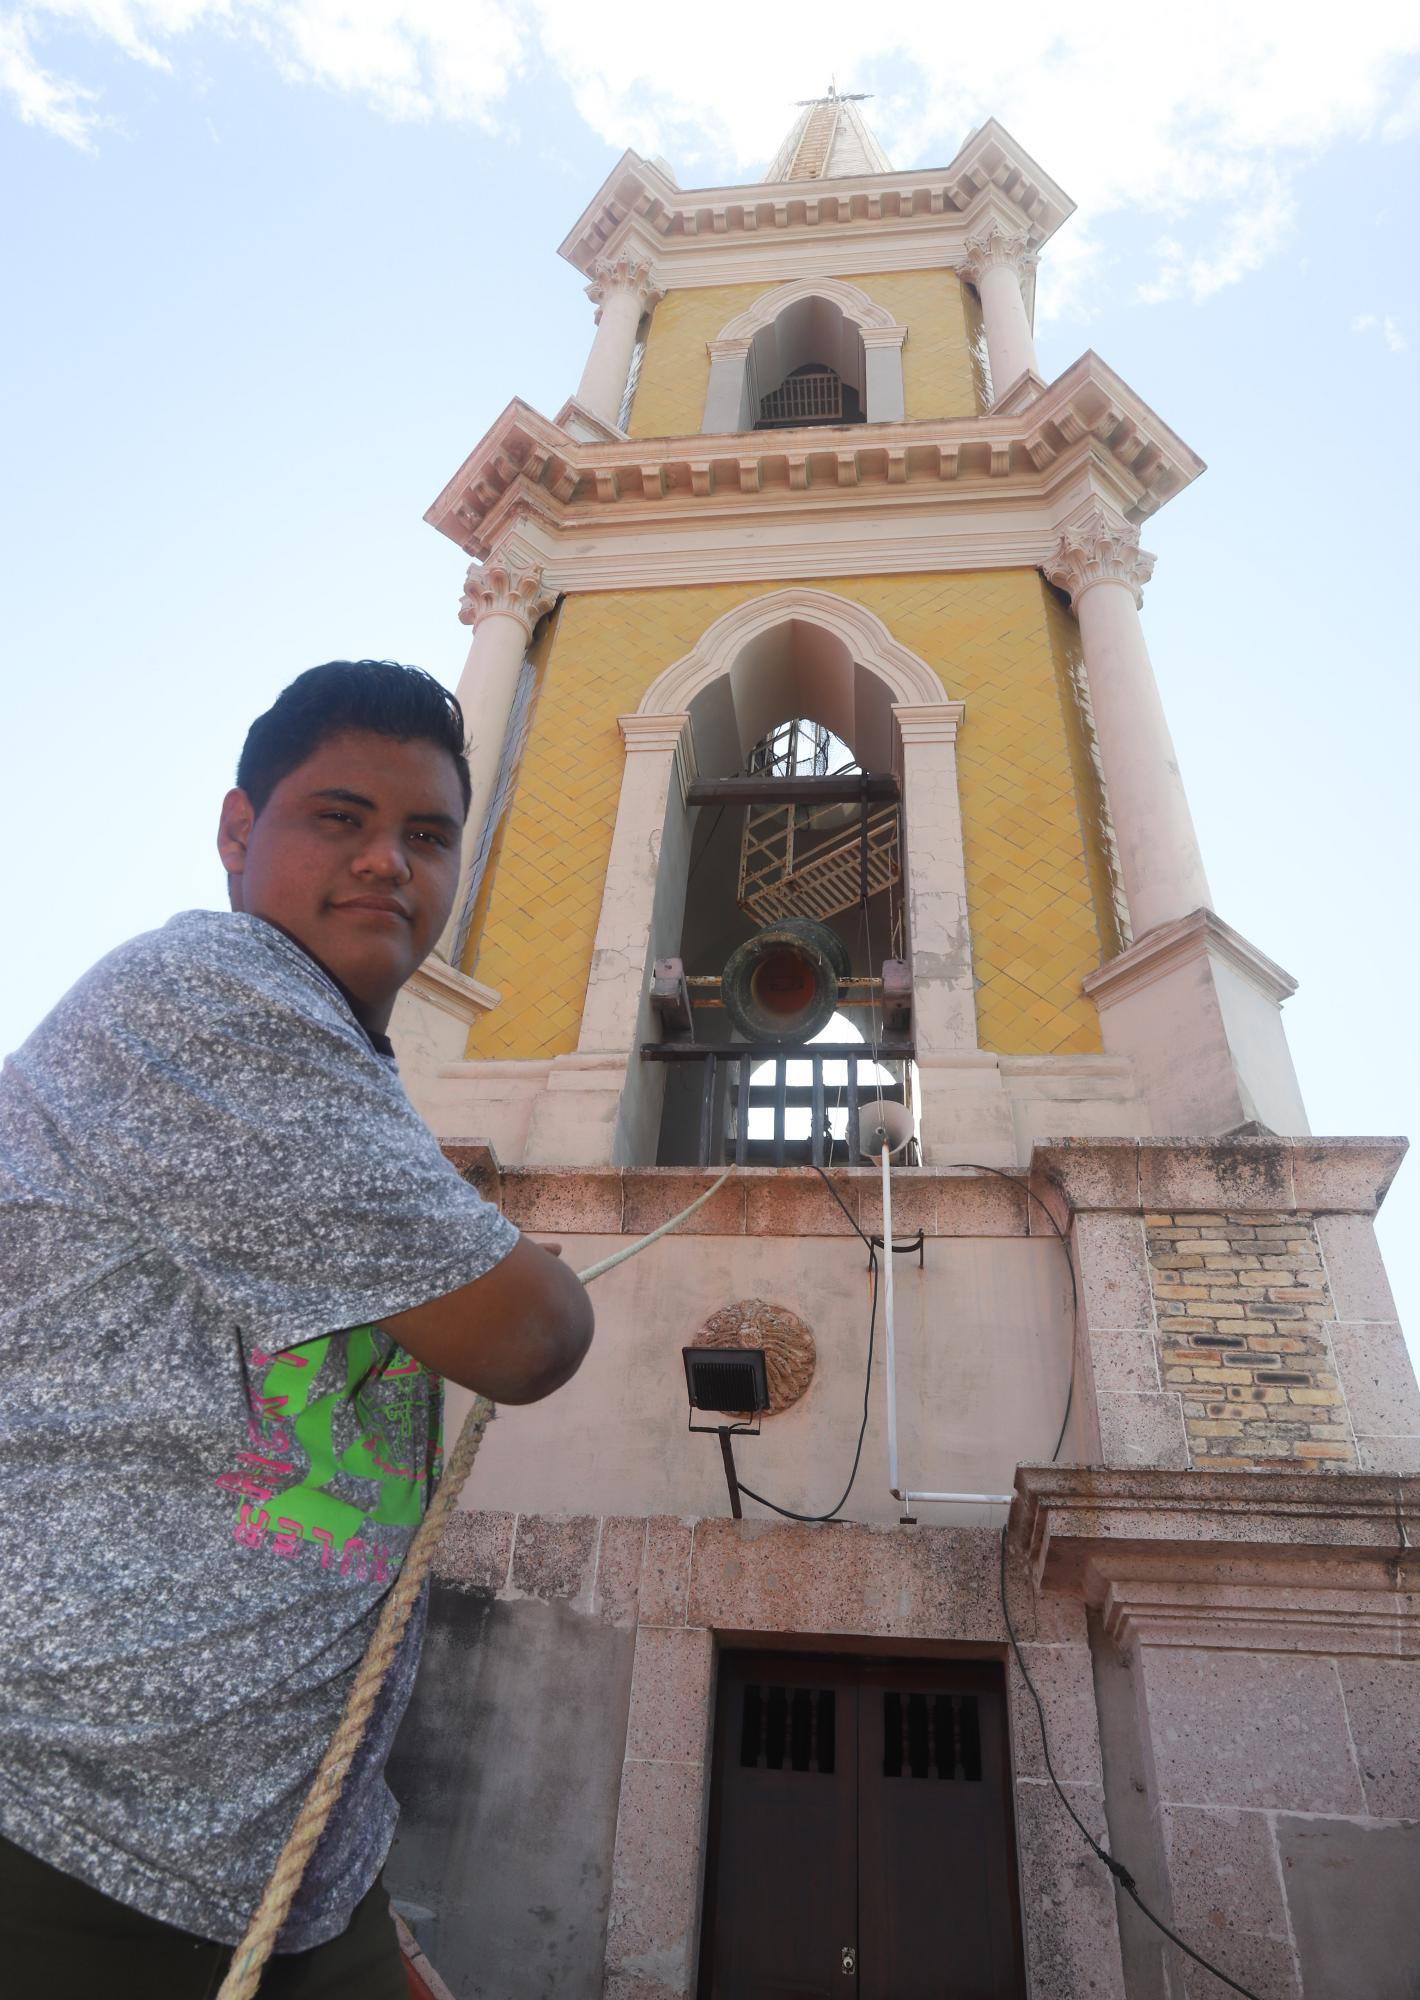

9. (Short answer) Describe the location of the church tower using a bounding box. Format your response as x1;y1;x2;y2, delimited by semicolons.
384;96;1418;2000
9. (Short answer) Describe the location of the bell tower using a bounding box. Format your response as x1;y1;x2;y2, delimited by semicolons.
398;91;1304;1169
383;93;1419;2000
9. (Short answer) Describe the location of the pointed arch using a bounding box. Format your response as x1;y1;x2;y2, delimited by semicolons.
637;588;948;721
704;283;908;431
715;276;903;342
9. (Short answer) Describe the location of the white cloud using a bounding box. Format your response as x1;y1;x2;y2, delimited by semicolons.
5;0;1418;318
1353;311;1409;351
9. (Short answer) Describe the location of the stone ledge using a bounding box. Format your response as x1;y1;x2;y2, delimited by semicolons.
1014;1465;1420;1654
439;1150;1035;1238
1029;1137;1407;1218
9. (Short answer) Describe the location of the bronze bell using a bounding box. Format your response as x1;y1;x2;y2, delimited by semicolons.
720;918;850;1046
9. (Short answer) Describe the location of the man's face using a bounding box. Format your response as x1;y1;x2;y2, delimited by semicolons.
217;729;465;1030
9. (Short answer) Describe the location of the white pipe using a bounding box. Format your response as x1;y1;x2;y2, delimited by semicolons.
901;1492;1014;1507
880;1141;900;1499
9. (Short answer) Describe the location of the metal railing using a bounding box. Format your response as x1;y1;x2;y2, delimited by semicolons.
643;1041;914;1168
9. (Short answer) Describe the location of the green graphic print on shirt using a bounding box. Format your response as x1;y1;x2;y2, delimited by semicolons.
217;1328;442;1582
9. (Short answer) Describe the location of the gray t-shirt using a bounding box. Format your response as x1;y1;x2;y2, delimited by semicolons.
0;910;518;1950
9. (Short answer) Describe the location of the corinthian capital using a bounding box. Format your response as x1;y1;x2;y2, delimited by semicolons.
458;552;556;638
958;220;1038;287
1045;504;1157;609
586;249;664;318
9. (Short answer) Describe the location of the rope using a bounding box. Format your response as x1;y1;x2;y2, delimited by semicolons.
216;1163;736;1998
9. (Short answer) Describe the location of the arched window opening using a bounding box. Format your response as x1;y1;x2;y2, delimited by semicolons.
746;297;867;433
757;363;863;429
650;631;913;1167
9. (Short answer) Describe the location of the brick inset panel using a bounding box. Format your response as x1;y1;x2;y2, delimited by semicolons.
1145;1212;1357;1471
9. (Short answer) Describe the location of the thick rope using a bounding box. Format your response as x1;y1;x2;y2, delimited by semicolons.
217;1165;735;1998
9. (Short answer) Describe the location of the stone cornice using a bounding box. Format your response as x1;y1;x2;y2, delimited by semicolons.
1014;1465;1420;1654
1044;499;1156;608
557;120;1074;281
893;700;966;748
1027;1135;1409;1217
424;353;1205;575
1083;907;1298;1010
458;550;556;637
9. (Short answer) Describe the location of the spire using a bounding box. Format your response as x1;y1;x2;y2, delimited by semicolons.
763;85;892;183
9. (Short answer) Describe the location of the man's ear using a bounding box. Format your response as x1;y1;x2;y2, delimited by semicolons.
217;788;256;894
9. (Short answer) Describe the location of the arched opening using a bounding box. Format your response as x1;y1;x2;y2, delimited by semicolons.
748;297;866;430
653;616;912;1165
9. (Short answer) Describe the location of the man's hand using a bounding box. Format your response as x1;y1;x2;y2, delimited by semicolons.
383;1235;592;1402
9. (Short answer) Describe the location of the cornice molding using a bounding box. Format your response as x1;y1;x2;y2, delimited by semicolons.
893;700;966;748
458;551;557;637
618;709;698;802
424;354;1206;577
1044;500;1157;608
1083;907;1299;1009
1014;1466;1419;1654
556;120;1074;279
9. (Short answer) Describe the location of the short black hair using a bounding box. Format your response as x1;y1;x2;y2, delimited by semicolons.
237;660;471;819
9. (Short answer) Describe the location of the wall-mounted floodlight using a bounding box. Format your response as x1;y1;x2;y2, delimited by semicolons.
683;1346;770;1519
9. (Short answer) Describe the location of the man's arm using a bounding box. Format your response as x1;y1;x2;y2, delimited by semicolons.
382;1237;593;1403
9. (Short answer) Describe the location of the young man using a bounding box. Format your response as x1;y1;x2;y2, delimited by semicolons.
0;661;593;1997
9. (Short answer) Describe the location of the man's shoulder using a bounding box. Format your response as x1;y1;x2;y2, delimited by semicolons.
61;912;349;1043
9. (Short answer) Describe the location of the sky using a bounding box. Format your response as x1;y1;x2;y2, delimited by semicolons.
3;3;1418;1353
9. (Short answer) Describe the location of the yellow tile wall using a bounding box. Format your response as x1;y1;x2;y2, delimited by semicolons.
627;270;979;439
463;572;1114;1061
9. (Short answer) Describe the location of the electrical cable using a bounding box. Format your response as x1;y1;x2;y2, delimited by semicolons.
734;1247;878;1526
996;1527;1264;2000
953;1161;1078;1464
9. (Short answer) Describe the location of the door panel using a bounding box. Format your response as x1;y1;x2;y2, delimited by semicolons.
700;1654;859;1998
699;1654;1025;2000
857;1663;1026;1999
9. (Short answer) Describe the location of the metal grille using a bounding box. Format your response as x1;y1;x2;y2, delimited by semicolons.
740;1684;837;1775
759;366;844;426
883;1693;982;1781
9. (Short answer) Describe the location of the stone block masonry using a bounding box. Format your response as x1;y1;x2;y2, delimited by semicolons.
1146;1212;1357;1470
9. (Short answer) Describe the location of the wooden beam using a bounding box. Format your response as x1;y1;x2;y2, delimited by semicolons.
685;774;900;806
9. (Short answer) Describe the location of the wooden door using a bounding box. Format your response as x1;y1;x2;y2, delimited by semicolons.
698;1653;1025;2000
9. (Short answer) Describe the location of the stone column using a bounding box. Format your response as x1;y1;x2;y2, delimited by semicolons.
440;551;556;958
576;250;663;430
958;222;1039;402
1046;504;1211;940
861;325;908;422
574;712;696;1164
893;702;1015;1164
703;337;752;432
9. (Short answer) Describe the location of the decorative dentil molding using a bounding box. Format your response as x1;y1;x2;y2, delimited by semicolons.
957;220;1039;288
1044;502;1157;609
458;552;557;638
585;249;663;320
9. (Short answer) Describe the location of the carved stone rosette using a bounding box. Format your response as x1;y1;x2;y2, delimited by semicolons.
458;553;556;638
1045;504;1157;609
957;220;1038;287
585;249;664;321
695;1298;817;1416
